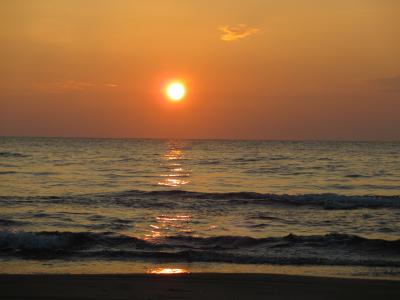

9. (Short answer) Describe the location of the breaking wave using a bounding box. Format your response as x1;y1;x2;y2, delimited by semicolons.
1;231;399;267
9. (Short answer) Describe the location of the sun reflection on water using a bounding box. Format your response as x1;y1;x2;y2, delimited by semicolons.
156;215;191;222
147;267;189;274
158;178;189;187
144;214;192;240
144;143;194;240
157;145;190;187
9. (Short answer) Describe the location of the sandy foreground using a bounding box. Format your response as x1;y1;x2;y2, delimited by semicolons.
1;273;399;300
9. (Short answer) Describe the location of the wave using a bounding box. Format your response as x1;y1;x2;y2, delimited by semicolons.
0;151;28;158
0;171;17;175
0;219;26;227
106;190;400;209
1;231;399;267
1;190;399;210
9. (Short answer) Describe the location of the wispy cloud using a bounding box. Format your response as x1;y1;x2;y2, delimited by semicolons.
33;80;118;93
33;80;94;93
104;83;118;88
219;24;259;42
369;75;400;92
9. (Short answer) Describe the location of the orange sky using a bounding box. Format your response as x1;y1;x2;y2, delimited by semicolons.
1;0;400;140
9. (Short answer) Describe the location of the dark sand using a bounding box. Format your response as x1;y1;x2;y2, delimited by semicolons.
1;273;399;300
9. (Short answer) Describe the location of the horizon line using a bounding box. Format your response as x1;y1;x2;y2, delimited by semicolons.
1;135;399;143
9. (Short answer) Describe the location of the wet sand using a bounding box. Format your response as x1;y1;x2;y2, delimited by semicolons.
1;273;400;300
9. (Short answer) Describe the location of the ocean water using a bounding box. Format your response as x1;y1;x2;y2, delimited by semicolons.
0;137;399;278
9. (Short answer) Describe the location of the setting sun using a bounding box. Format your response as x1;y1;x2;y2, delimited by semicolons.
166;82;186;102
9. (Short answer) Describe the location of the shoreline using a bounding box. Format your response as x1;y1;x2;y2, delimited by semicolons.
2;259;400;281
1;273;400;300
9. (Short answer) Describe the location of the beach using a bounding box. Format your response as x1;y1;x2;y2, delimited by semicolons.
1;273;400;300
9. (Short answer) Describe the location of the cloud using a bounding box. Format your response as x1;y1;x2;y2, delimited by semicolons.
33;80;118;93
104;83;118;88
219;24;259;41
33;80;95;93
369;75;400;92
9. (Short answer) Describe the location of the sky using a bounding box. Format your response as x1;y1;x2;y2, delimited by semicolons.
1;0;400;140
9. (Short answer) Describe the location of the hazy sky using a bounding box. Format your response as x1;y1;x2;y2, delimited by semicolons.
1;0;400;140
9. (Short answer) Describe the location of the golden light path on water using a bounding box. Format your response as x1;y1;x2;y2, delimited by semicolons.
144;144;194;240
147;267;190;274
157;147;190;187
144;214;192;240
144;143;207;275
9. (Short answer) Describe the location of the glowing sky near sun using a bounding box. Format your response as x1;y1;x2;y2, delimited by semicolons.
0;0;399;140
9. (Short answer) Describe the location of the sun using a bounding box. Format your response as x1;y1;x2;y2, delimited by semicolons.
166;82;186;102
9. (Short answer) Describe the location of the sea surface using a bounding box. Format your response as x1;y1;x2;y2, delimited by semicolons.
0;137;399;278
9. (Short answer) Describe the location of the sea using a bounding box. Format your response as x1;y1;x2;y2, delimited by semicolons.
0;137;399;279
